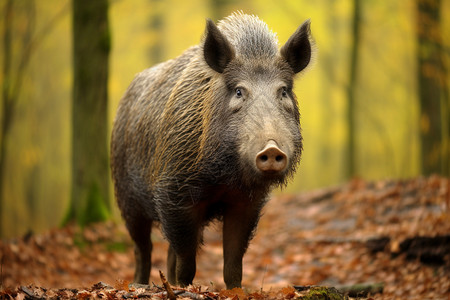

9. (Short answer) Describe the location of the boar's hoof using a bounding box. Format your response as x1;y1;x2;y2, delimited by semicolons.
256;140;287;174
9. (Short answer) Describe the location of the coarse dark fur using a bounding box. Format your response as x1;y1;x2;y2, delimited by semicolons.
111;12;314;289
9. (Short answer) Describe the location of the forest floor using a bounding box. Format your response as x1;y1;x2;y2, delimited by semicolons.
0;176;449;299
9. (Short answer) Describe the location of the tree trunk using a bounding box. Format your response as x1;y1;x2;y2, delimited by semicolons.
346;0;361;179
66;0;111;225
416;0;449;176
0;0;14;236
149;0;164;64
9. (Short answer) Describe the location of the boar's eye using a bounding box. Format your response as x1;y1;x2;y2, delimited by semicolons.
235;88;243;98
281;87;288;98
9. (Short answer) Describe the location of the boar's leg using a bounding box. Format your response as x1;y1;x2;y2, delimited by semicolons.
127;217;153;284
167;245;177;284
162;212;201;287
223;202;262;289
175;245;197;287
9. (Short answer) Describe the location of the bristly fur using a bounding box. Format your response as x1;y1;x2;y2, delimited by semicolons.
217;12;278;59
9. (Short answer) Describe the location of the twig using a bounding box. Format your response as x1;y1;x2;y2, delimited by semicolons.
177;291;205;300
20;286;37;298
159;270;177;300
260;265;268;292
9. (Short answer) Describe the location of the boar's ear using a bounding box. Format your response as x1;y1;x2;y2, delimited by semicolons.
203;19;235;73
280;19;313;74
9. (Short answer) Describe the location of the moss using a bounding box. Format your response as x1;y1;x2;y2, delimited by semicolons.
80;183;110;226
301;287;347;300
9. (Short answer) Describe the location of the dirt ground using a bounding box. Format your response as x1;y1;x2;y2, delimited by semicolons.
1;176;449;299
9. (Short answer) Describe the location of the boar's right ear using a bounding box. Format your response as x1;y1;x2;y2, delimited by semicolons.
203;19;235;73
280;19;313;74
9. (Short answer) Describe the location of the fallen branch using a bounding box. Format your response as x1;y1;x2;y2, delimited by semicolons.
178;291;205;300
295;283;384;298
159;270;177;300
399;235;450;264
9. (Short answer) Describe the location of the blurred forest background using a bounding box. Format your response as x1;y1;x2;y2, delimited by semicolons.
0;0;449;238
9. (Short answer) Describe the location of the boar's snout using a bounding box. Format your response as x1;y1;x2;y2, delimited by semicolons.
255;140;288;174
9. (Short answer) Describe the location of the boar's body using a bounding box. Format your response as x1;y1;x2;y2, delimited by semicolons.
111;13;313;289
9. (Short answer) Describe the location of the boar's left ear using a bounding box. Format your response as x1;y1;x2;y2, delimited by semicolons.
204;19;235;73
280;19;313;74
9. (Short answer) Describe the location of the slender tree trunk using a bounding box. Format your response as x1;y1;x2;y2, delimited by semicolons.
0;0;14;236
149;0;164;64
66;0;111;225
346;0;361;178
416;0;449;176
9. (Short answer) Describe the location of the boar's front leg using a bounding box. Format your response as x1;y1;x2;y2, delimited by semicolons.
167;243;198;287
162;209;201;287
222;201;263;289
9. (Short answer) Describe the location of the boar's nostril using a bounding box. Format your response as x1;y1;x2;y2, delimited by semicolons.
255;142;288;174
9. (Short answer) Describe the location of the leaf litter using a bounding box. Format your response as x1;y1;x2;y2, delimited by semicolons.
0;175;449;299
